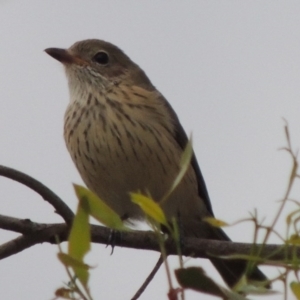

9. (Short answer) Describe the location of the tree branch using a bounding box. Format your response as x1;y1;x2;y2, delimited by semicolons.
0;223;67;260
0;165;74;224
0;213;298;263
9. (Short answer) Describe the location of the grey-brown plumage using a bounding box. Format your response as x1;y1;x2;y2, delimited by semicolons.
45;39;268;288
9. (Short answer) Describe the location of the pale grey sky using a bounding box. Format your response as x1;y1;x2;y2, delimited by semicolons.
0;1;300;299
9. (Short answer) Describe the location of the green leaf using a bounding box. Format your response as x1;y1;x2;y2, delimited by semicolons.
214;253;264;263
287;234;300;245
161;137;193;204
233;275;274;295
73;184;127;231
58;253;90;286
175;267;223;296
175;267;248;299
203;217;229;227
68;190;90;261
58;252;90;270
131;192;168;226
66;190;91;288
291;282;300;299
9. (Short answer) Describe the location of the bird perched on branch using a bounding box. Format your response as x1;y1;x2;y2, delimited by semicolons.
45;39;268;288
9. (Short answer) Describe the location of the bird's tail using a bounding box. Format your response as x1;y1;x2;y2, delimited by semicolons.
209;227;269;288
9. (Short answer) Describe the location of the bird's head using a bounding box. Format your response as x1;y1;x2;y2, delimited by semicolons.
45;39;153;92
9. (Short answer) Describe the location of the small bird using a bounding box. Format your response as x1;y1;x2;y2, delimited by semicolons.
45;39;267;288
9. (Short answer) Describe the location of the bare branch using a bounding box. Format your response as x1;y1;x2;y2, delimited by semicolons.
0;214;298;264
0;223;67;260
0;165;74;224
0;214;47;234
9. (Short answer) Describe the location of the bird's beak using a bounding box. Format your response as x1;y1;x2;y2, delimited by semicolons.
45;48;86;65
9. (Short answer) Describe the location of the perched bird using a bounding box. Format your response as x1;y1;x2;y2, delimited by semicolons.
45;39;267;288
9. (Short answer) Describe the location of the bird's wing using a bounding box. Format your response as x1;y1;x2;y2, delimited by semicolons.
160;95;214;216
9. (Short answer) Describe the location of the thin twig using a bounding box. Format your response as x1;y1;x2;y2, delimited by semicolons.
131;255;163;300
0;165;74;224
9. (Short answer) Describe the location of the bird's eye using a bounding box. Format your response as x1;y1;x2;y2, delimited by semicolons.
93;51;109;65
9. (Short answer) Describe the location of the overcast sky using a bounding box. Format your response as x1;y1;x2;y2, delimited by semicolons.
1;1;300;300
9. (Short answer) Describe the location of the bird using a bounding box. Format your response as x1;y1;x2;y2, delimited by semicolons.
45;39;268;288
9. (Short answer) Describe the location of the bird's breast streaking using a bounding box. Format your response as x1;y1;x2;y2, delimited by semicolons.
64;82;201;223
